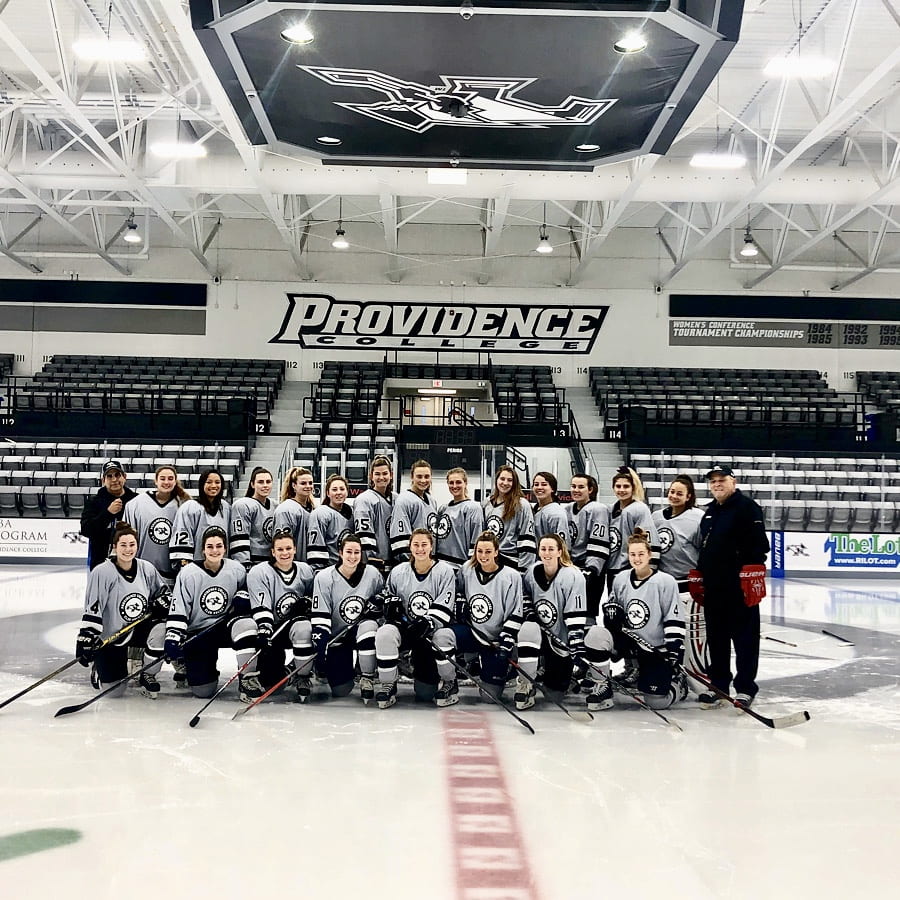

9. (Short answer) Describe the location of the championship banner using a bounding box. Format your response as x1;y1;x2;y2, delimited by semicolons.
0;518;88;562
270;294;608;353
780;531;900;573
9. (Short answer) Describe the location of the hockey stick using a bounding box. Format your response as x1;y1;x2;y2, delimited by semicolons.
606;674;684;732
468;623;593;724
763;635;798;647
681;665;811;729
188;617;294;727
0;614;153;712
429;636;535;735
232;621;356;719
821;628;855;647
54;617;221;718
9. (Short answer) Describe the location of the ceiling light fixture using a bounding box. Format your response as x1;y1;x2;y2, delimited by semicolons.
123;213;142;244
280;23;314;44
614;32;648;54
73;39;146;63
316;135;342;146
535;203;553;254
332;197;349;249
740;226;759;258
575;143;601;153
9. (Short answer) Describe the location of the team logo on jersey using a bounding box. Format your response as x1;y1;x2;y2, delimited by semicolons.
199;585;229;616
568;521;578;544
609;526;621;555
298;67;616;134
276;591;300;621
467;593;493;625
263;517;275;541
426;511;439;536
435;513;451;540
340;595;365;623
148;517;172;545
407;590;432;620
625;599;651;630
657;527;674;554
485;514;505;539
118;592;147;622
535;599;558;628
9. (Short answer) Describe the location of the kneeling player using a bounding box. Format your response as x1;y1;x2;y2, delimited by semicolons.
432;532;523;707
76;523;170;697
517;534;615;712
376;528;455;707
605;528;687;709
164;527;263;702
247;530;315;701
310;534;384;701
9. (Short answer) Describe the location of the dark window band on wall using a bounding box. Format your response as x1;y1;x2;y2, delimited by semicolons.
0;279;207;307
670;294;900;323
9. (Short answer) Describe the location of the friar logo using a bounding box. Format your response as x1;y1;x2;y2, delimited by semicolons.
270;294;607;354
299;67;616;134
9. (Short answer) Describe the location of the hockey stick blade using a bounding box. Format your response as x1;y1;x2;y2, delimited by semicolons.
821;628;855;647
684;666;811;729
610;677;683;732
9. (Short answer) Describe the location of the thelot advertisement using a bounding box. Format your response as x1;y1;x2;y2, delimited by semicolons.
771;531;900;575
0;518;88;561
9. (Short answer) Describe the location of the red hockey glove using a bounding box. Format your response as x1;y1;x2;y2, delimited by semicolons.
739;564;767;607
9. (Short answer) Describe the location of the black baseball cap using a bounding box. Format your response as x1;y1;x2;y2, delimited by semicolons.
706;464;734;478
101;460;125;476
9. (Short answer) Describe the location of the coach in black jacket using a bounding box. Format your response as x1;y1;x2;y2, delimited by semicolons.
697;465;770;707
80;460;138;569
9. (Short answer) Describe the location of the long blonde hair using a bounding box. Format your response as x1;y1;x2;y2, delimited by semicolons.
280;466;316;507
613;465;646;503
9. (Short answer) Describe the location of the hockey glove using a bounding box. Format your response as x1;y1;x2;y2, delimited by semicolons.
75;629;102;667
407;615;434;641
495;631;516;660
522;595;537;623
163;631;185;663
739;564;767;607
382;596;405;626
150;586;173;619
232;589;252;616
454;595;469;625
665;642;684;672
602;602;625;633
311;626;331;651
257;620;274;647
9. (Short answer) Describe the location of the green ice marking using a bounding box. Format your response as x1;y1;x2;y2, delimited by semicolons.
0;828;81;863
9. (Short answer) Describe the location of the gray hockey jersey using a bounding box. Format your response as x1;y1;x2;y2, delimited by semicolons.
390;490;438;561
456;563;524;644
522;563;588;646
307;503;355;569
311;564;384;633
81;558;165;639
127;490;180;578
608;568;684;651
385;559;457;627
230;496;276;562
608;500;660;572
534;501;569;545
566;500;611;576
274;498;314;561
247;559;315;630
352;488;393;563
435;499;484;568
167;557;247;637
651;506;704;580
482;497;536;571
169;498;232;565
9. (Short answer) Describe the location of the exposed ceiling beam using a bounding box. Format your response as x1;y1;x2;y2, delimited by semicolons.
379;192;400;284
477;192;511;285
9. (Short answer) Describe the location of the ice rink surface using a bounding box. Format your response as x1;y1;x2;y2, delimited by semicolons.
1;565;898;900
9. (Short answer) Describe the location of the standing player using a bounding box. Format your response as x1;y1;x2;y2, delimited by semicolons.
127;465;189;584
482;464;536;571
307;474;355;569
164;526;263;702
375;528;456;708
605;529;687;710
274;466;316;561
353;456;394;571
310;534;384;701
169;468;232;567
247;530;316;700
532;472;568;544
230;467;276;567
607;466;659;587
435;467;484;570
651;475;707;682
75;523;170;697
567;473;610;618
80;460;138;569
432;531;524;706
390;459;438;563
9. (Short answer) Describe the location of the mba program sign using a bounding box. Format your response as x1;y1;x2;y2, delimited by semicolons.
270;294;607;353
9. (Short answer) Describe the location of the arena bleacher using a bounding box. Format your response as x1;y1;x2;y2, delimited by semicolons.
294;421;397;490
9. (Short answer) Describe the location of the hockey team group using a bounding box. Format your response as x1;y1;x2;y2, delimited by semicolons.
57;454;770;722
